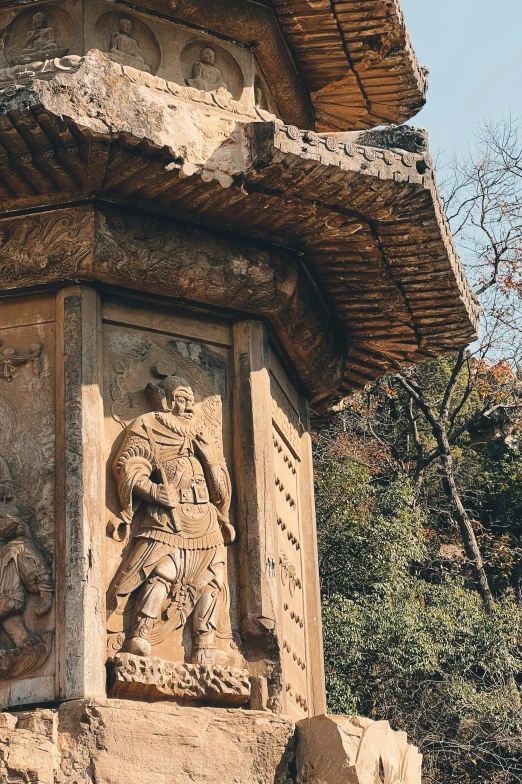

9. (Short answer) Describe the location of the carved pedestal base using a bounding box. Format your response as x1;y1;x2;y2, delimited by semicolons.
107;653;251;706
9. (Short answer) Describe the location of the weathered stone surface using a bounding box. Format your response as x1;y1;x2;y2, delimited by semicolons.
0;701;296;784
296;714;422;784
0;705;425;783
108;653;251;705
0;709;56;784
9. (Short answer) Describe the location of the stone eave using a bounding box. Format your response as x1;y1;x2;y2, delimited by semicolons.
269;0;428;131
0;54;477;416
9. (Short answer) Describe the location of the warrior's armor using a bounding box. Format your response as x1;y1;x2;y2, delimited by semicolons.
107;405;236;664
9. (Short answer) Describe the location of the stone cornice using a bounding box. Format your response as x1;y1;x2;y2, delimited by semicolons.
0;53;478;415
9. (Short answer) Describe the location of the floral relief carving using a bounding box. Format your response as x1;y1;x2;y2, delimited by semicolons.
0;210;92;288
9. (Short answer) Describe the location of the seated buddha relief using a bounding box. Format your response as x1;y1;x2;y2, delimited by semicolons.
19;11;59;63
108;17;151;73
186;47;229;95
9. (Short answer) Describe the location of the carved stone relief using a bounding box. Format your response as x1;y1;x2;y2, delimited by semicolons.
95;12;161;75
0;342;41;382
0;210;92;288
0;470;54;680
108;652;250;704
0;207;344;404
4;7;74;67
0;55;84;85
181;40;243;101
104;315;246;704
0;310;56;696
95;209;343;394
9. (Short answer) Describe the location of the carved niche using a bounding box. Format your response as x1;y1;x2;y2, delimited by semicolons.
104;324;249;705
95;12;161;75
181;40;243;102
4;6;74;67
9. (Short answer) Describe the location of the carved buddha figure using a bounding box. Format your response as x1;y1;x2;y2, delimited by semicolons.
187;47;228;94
20;12;58;63
109;17;150;73
107;377;241;668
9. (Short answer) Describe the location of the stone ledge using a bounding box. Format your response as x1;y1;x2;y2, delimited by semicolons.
0;700;296;784
108;652;251;706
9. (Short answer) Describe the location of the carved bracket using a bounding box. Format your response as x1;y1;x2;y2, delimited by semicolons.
0;342;41;381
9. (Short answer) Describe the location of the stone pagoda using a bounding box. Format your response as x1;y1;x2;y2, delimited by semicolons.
0;1;478;782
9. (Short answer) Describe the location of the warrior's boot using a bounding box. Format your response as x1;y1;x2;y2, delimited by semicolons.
191;630;232;667
126;575;168;657
190;579;232;667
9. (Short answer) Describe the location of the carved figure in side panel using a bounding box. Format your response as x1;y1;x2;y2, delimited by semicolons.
187;47;229;95
20;12;59;63
108;17;151;73
0;463;54;679
107;371;242;669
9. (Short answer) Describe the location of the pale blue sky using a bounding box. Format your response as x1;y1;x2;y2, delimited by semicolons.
400;0;522;160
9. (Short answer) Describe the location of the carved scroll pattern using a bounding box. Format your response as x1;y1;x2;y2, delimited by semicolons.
270;373;308;717
0;208;344;403
96;209;344;393
0;209;93;288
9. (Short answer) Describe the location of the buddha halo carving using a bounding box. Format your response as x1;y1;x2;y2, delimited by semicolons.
106;366;244;672
5;7;73;68
108;16;151;74
0;459;54;680
186;46;229;96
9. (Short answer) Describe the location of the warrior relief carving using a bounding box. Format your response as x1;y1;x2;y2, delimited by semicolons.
107;370;243;670
0;460;54;679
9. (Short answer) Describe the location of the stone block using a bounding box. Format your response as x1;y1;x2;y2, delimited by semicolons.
296;714;422;784
0;701;296;784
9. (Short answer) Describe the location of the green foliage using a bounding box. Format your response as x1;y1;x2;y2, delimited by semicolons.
315;447;522;783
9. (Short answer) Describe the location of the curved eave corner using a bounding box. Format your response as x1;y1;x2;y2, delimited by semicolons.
271;0;428;132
